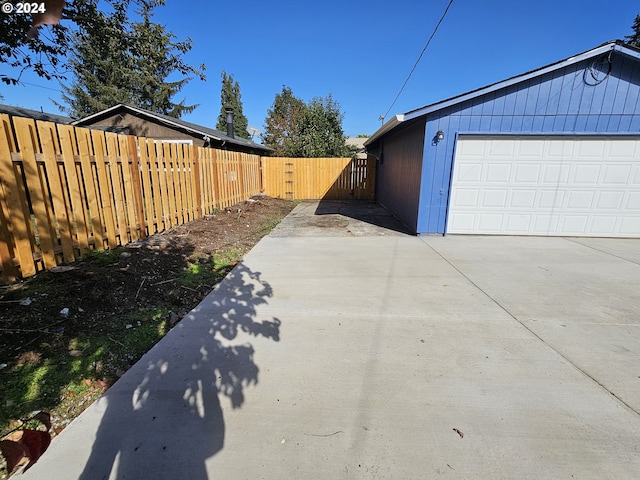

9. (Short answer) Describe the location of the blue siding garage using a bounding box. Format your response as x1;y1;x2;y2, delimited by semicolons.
365;41;640;237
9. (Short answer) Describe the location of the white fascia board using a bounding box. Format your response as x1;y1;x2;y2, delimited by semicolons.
70;103;126;125
615;43;640;60
364;114;405;146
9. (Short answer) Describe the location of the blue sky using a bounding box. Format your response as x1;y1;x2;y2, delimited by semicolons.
0;0;638;139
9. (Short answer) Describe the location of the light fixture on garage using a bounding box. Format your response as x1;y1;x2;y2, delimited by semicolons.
434;130;445;144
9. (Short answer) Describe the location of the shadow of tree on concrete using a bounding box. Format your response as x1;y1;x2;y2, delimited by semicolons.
77;262;280;480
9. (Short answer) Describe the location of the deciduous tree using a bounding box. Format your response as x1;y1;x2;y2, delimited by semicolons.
0;0;69;85
291;94;350;158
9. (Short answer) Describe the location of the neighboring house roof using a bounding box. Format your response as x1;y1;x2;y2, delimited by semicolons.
365;40;640;146
0;104;72;124
346;137;369;158
72;104;272;154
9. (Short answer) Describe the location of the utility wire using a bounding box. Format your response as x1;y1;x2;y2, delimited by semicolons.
380;0;455;122
15;81;62;93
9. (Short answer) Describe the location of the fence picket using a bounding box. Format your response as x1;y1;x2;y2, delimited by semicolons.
76;130;102;249
12;117;57;270
36;121;76;263
127;135;146;240
57;125;91;255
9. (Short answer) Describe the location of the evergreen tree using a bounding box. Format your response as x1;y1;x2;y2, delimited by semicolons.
59;1;135;117
129;1;203;117
625;14;640;48
261;86;306;156
216;71;250;139
58;0;205;118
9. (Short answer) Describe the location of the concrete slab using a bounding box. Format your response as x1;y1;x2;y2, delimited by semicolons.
21;203;640;479
270;200;412;237
421;235;640;415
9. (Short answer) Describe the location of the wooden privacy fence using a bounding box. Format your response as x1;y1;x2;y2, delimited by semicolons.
262;157;375;200
0;115;261;281
0;114;376;281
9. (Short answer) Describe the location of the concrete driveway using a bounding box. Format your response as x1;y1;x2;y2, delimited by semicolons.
22;201;640;479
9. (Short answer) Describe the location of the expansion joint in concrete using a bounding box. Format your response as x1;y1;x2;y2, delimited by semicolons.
420;238;640;419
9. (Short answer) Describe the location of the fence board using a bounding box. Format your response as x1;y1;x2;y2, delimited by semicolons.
76;129;102;249
57;125;90;255
127;135;147;239
119;134;141;242
37;121;76;263
0;116;31;277
12;117;57;270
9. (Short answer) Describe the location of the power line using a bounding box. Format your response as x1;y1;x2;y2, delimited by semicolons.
380;0;455;123
19;81;63;93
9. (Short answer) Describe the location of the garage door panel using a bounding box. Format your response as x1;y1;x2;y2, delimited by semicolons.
572;164;601;184
577;140;606;157
448;212;476;231
516;139;545;156
603;165;632;184
514;164;541;183
608;139;638;157
591;216;618;233
486;163;511;182
596;191;625;210
543;164;570;183
506;214;532;231
627;192;640;209
561;215;589;233
510;190;537;208
482;189;508;207
620;217;640;234
478;214;503;231
452;188;479;207
538;189;565;208
567;191;595;209
456;163;482;182
533;215;560;234
448;136;640;237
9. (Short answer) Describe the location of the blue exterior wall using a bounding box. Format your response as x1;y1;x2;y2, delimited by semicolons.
416;50;640;234
370;118;425;232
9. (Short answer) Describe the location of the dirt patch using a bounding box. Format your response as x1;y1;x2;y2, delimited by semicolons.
0;195;294;477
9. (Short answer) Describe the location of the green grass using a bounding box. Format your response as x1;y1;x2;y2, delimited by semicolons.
0;308;169;416
0;248;244;438
178;251;241;288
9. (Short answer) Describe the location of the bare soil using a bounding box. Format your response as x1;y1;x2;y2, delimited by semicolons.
0;195;294;477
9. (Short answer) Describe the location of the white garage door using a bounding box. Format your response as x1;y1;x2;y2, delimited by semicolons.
447;135;640;237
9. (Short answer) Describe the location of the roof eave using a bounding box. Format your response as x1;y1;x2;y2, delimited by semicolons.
364;114;405;147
